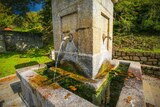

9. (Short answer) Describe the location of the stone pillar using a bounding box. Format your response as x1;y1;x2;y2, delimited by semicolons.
52;0;114;78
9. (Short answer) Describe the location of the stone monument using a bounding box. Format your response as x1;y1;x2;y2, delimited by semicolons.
52;0;115;78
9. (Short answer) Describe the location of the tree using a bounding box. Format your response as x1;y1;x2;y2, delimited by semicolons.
114;0;160;35
0;3;16;29
0;0;41;16
40;0;53;44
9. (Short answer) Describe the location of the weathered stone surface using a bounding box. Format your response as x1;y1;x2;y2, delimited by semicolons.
146;62;153;65
136;52;143;56
0;34;6;53
150;53;155;58
128;52;135;56
148;59;158;62
121;52;126;56
116;51;121;56
143;75;160;107
129;56;133;60
114;60;145;107
155;54;160;58
0;31;43;52
153;62;157;65
144;52;150;57
117;57;123;60
133;56;140;61
16;65;97;107
140;57;147;61
154;71;160;76
52;0;114;78
123;56;129;60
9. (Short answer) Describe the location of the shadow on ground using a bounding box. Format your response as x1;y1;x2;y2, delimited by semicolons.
15;61;39;69
10;81;21;93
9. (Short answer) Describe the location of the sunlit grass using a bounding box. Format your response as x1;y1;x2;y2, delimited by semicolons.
0;51;52;78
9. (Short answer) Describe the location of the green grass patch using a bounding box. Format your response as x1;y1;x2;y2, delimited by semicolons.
0;51;52;78
113;34;160;53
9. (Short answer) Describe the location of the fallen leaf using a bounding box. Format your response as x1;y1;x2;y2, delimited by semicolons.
128;72;134;78
69;86;77;91
64;93;71;99
136;77;141;81
126;96;132;103
125;78;128;81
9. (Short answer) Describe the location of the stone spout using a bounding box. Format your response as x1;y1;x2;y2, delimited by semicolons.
62;33;73;42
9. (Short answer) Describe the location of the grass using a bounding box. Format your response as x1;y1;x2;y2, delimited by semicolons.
0;51;52;78
113;34;160;53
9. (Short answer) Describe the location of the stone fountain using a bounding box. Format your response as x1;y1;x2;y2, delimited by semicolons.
52;0;114;79
16;0;145;107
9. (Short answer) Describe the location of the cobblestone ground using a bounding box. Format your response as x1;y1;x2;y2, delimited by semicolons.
0;74;159;107
0;75;26;107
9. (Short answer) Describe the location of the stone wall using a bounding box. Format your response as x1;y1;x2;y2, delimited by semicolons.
141;65;160;78
0;30;43;52
0;31;6;53
113;50;160;66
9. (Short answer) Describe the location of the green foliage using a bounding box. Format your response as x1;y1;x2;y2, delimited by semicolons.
39;0;53;45
0;1;43;33
114;0;160;35
0;0;41;15
113;34;160;53
14;12;43;32
0;3;16;29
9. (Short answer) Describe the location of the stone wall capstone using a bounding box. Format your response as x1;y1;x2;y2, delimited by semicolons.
0;30;43;52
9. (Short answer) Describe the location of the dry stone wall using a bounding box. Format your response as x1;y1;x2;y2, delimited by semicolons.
141;65;160;78
113;50;160;66
0;31;43;52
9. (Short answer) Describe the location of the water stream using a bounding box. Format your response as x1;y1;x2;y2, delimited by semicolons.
54;40;64;81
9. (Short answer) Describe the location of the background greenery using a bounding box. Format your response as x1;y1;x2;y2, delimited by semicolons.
113;0;160;52
114;0;160;35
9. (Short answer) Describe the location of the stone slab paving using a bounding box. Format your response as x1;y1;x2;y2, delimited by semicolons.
0;75;26;107
143;75;160;107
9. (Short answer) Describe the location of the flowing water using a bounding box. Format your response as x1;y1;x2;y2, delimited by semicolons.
54;41;64;81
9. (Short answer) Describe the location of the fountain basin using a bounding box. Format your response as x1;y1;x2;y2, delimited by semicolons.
16;60;145;107
16;64;97;107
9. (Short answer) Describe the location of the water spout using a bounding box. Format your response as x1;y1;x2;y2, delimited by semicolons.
54;33;74;81
62;33;73;42
54;41;64;81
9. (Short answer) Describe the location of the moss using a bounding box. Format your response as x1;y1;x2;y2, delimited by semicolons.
35;67;96;102
34;62;130;106
28;74;60;90
108;63;130;107
95;60;115;79
49;67;96;83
